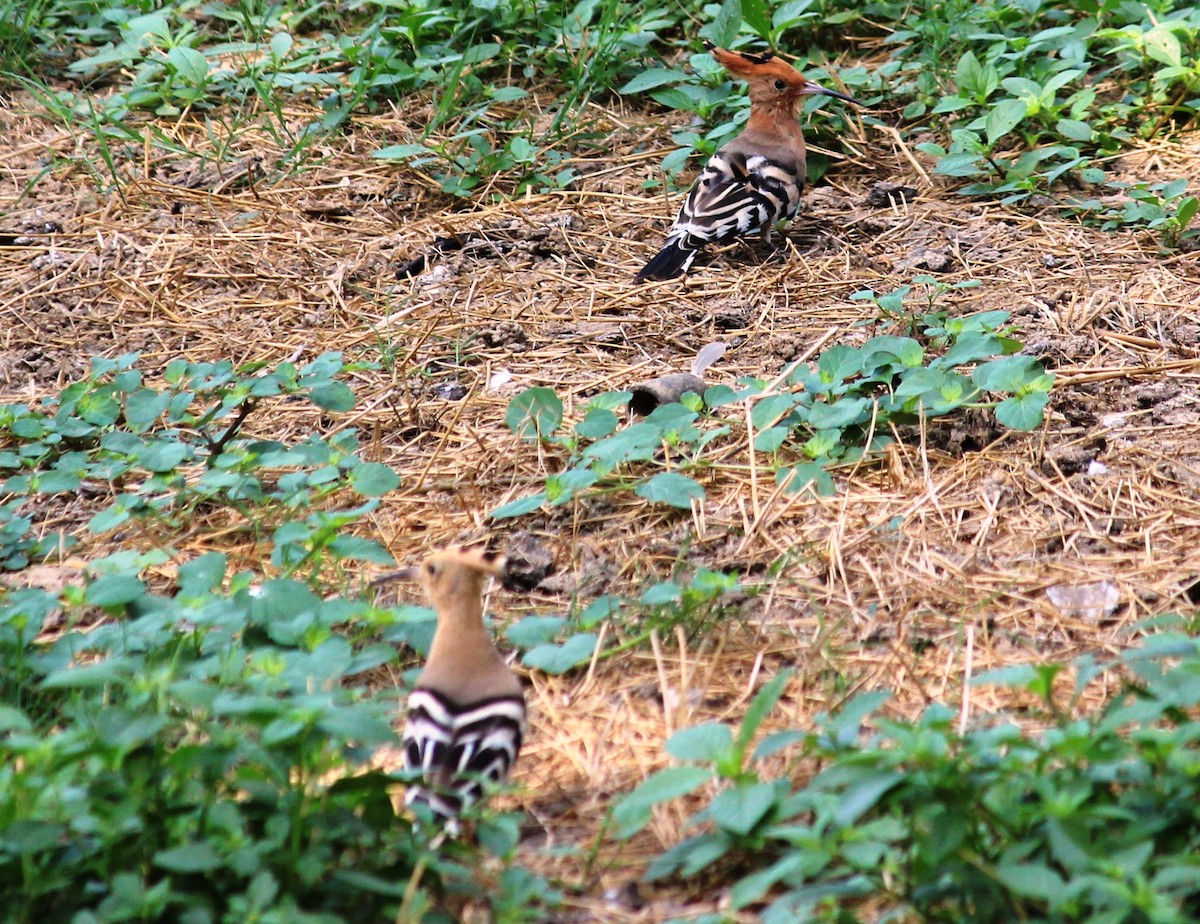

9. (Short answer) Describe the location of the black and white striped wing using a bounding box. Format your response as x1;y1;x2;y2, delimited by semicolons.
402;688;526;825
670;151;802;249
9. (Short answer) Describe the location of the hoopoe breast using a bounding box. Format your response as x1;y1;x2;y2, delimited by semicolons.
402;686;526;824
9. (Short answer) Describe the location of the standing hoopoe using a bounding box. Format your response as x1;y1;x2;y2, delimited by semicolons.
396;547;525;832
635;42;860;283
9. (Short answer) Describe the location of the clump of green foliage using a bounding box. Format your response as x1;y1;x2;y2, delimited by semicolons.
0;355;559;923
614;621;1200;922
496;283;1052;513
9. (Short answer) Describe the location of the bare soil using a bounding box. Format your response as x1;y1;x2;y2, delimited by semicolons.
3;92;1200;920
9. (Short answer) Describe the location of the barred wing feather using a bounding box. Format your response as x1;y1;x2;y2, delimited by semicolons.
402;688;526;825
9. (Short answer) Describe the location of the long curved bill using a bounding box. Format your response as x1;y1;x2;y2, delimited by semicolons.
802;80;863;105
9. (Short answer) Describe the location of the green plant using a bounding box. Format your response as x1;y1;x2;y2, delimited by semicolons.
494;299;1052;514
614;623;1200;922
500;567;748;675
1071;178;1200;247
0;550;558;922
0;352;399;570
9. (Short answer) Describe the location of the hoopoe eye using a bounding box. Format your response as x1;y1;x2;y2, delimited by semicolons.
425;562;438;576
773;78;786;90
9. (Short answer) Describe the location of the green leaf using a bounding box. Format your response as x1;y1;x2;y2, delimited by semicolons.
708;782;777;836
635;472;704;509
85;573;146;608
373;143;433;161
506;387;563;442
178;552;226;596
0;705;32;733
986;99;1028;147
807;397;868;430
124;388;171;430
490;492;548;519
309;382;356;411
41;660;127;689
619;68;688;95
1176;196;1198;230
613;766;715;838
575;408;618;439
522;633;597;675
834;770;904;826
1056;118;1093;142
665;723;734;763
995;861;1066;900
165;45;207;84
736;670;793;753
505;615;566;648
934;153;985;177
349;462;400;497
154;843;222;873
137;440;190;472
701;0;742;48
995;391;1050;430
752;730;806;762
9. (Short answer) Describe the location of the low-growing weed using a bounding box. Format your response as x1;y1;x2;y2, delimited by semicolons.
614;625;1200;922
0;551;559;922
494;293;1052;514
0;352;399;582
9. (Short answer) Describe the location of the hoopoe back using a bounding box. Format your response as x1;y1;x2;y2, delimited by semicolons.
398;547;526;832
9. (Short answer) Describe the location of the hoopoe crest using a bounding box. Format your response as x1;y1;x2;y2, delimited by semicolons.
397;546;525;833
635;43;860;283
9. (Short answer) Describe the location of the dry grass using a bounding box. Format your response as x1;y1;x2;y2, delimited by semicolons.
3;91;1200;919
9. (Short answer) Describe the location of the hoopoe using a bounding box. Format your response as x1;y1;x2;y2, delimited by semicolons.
395;547;525;832
635;42;860;283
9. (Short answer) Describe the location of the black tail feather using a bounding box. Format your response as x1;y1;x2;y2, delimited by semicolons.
634;239;697;283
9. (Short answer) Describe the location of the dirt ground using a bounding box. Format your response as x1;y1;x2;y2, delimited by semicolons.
3;91;1200;920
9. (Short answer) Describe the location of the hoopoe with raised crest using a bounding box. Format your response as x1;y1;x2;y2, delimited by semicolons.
392;546;525;833
635;42;861;283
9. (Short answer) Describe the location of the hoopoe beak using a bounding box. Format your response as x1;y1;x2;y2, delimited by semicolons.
369;565;418;588
802;80;863;106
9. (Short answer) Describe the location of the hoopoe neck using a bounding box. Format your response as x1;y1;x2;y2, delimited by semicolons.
420;596;520;702
746;100;804;140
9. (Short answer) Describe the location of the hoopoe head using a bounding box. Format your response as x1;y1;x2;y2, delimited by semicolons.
704;42;860;109
404;546;507;612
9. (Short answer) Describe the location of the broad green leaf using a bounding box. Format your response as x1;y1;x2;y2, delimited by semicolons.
178;552;226;596
154;843;222;874
701;0;742;48
166;46;208;84
490;492;548;519
665;723;734;763
85;573;146;607
995;391;1050;430
349;462;400;497
505;615;566;648
1056;118;1093;141
708;782;777;836
619;68;688;95
995;861;1066;900
505;387;563;441
522;633;597;675
575;408;618;439
635;472;704;509
613;766;714;838
834;770;904;826
309;382;355;411
973;355;1047;392
986;99;1028;146
124;388;171;430
41;660;127;689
